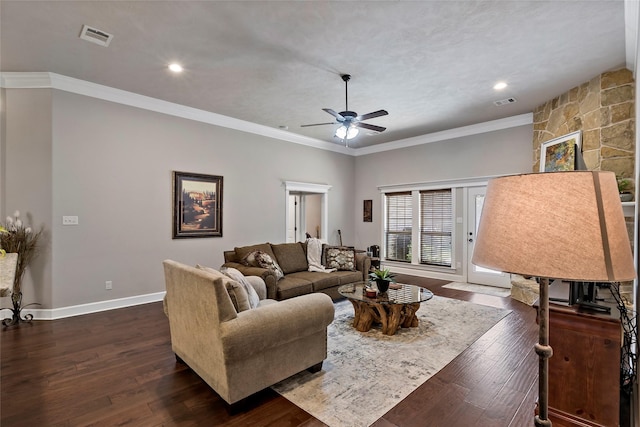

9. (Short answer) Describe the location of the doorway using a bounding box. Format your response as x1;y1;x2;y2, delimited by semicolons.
467;187;511;288
286;193;322;242
284;181;331;243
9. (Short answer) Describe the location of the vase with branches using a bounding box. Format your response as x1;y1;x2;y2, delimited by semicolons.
0;211;43;326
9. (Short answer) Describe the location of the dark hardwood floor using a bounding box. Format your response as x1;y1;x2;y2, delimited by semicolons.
1;275;538;426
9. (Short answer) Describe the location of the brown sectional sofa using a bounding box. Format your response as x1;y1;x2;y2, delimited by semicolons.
222;242;371;300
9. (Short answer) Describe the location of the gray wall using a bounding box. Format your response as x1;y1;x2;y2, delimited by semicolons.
3;86;534;309
4;88;355;309
2;88;54;308
352;125;534;268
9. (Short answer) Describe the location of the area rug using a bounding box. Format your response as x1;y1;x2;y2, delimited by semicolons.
272;296;511;427
443;281;511;297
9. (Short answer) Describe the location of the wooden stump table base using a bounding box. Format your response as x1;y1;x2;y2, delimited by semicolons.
348;299;422;335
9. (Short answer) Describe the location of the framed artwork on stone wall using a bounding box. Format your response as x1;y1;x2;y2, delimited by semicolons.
172;171;223;238
539;131;582;172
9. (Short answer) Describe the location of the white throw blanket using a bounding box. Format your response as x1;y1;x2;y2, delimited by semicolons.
307;238;336;273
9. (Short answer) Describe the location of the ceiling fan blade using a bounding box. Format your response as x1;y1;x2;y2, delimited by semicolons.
356;109;388;121
355;122;386;133
323;108;345;121
300;122;336;127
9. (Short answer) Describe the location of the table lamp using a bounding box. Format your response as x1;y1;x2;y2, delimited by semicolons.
471;171;636;427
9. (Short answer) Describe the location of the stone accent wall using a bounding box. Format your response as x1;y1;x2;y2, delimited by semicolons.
532;68;635;305
533;68;635;186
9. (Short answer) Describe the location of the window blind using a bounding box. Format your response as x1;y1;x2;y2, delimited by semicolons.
385;192;412;262
419;189;452;267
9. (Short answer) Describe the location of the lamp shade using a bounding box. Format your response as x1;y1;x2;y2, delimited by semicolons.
472;171;635;282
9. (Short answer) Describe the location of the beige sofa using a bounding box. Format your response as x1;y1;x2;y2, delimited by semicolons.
162;260;335;405
222;241;371;300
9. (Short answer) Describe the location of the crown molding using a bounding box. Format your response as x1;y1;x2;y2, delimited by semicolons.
1;71;52;88
352;113;534;157
0;72;351;155
1;72;532;157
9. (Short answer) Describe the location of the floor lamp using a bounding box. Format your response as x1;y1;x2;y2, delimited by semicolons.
471;171;636;427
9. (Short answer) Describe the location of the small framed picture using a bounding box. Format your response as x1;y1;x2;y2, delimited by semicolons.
539;131;582;172
173;171;223;238
363;199;372;222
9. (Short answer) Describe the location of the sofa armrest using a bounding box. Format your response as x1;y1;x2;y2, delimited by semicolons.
220;293;334;360
355;253;371;281
221;262;278;299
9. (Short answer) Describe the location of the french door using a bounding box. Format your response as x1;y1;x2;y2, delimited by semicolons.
467;187;511;288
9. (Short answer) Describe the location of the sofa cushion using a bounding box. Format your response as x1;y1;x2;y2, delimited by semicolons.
221;267;260;309
241;251;285;281
335;270;364;285
276;276;313;300
234;243;276;263
196;264;251;312
271;242;308;274
324;246;356;271
286;271;342;292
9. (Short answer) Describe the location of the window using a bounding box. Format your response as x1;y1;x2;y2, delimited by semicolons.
384;192;412;262
384;188;454;268
420;190;452;267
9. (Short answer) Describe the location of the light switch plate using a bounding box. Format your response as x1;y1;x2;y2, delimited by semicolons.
62;216;79;225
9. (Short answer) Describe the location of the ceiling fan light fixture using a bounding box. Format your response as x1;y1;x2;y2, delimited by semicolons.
335;124;359;140
301;74;387;144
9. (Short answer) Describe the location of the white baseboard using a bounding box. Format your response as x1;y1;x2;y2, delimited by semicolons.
0;291;166;321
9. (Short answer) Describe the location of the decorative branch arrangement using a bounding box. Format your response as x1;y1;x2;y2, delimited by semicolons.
0;211;43;327
608;282;637;396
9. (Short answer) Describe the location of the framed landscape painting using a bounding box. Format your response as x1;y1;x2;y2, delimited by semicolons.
539;131;582;172
173;171;223;238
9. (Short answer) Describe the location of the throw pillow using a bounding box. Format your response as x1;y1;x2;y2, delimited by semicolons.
234;243;277;264
221;267;260;309
241;250;285;281
324;246;356;271
195;264;251;312
245;275;267;300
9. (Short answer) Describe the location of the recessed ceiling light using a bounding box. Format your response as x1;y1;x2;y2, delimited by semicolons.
168;63;183;73
493;81;508;90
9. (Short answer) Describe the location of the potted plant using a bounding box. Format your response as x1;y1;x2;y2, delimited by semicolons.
617;177;634;202
369;268;396;293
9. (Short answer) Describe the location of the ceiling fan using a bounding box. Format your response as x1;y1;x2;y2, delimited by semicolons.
301;74;388;146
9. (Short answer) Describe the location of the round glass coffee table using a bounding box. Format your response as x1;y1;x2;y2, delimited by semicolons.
338;282;433;335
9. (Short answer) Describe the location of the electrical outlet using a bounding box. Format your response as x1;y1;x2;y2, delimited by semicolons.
62;216;79;225
105;281;112;290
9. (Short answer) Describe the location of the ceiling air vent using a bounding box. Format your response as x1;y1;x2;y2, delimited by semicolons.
79;25;113;47
493;97;517;107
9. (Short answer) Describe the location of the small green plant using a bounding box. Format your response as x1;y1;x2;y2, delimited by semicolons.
617;177;633;193
369;268;396;283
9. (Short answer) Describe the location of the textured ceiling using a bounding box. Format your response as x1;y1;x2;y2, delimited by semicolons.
0;1;628;148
